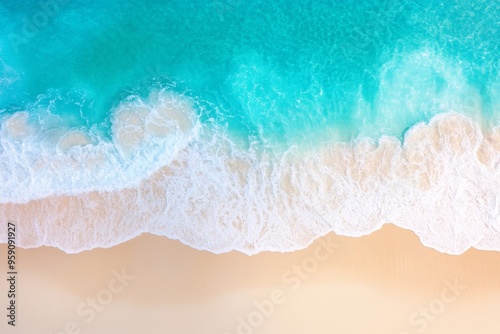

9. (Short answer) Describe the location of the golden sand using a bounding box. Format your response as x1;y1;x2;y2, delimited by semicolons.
1;224;499;334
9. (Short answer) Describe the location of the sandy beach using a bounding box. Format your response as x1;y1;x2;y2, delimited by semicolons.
1;223;500;334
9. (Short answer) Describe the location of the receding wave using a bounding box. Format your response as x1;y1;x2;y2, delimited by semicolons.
0;109;499;255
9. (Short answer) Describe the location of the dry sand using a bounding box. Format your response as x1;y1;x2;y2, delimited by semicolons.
1;223;500;334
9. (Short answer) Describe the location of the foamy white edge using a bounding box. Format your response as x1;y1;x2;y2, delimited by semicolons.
1;111;500;255
0;88;200;202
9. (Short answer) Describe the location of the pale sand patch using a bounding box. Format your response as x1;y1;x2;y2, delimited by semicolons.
57;132;92;151
1;224;500;334
3;112;33;140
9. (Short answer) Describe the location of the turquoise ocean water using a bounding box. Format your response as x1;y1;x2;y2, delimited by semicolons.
0;0;499;253
2;0;498;143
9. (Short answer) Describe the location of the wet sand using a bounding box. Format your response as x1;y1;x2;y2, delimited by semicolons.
1;223;500;334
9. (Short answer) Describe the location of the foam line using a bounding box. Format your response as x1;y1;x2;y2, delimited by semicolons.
1;112;499;255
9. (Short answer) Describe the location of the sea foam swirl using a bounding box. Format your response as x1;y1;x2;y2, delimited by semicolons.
0;89;199;202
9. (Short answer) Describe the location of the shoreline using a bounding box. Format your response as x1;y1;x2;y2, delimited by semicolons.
2;224;500;334
1;112;500;256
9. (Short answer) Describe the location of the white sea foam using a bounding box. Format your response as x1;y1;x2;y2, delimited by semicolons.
0;88;200;203
0;110;499;255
